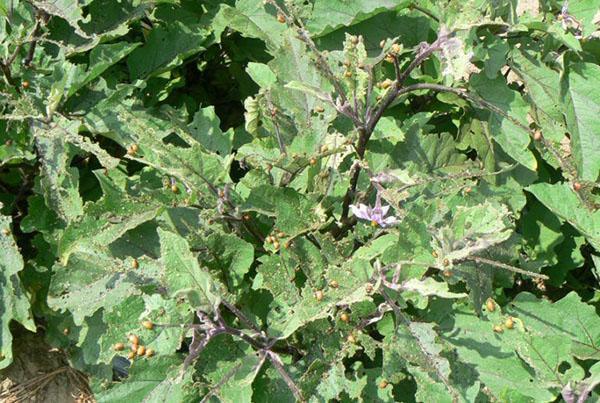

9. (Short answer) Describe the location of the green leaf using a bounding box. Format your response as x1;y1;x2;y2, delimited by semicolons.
470;73;537;171
431;202;513;263
284;81;332;103
68;41;140;98
508;291;600;360
510;49;565;144
243;185;320;236
315;361;367;400
35;0;92;38
86;94;231;197
527;182;600;251
316;10;432;52
127;21;209;79
48;250;149;325
254;253;373;339
204;232;254;288
197;336;263;403
371;116;405;144
445;291;597;401
392;112;467;173
381;319;460;402
307;0;410;36
158;228;221;311
0;214;35;369
33;120;84;223
269;32;333;130
96;355;191;402
57;173;162;263
443;306;556;401
402;277;468;300
82;294;190;366
212;1;285;47
246;62;277;88
565;0;600;37
188;106;233;156
562;62;600;181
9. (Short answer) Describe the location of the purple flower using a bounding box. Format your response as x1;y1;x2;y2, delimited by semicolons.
350;193;398;228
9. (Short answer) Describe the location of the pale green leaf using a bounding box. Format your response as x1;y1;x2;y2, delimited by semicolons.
96;356;190;402
562;62;600;181
34;120;84;224
402;277;468;299
307;0;410;36
0;214;35;369
127;21;209;79
470;73;537;171
527;182;600;251
188;106;233;156
159;228;221;311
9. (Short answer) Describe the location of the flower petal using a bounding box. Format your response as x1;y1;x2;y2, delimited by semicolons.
350;204;372;220
381;216;399;227
380;204;390;216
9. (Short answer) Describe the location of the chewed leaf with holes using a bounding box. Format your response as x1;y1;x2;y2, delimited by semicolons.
507;292;600;361
85;94;231;198
48;248;159;326
431;201;513;263
314;361;368;400
34;121;84;224
242;185;322;236
95;355;192;402
196;336;263;403
444;292;597;401
380;317;464;402
159;228;222;312
0;214;35;369
57;172;163;263
84;295;191;365
253;253;374;339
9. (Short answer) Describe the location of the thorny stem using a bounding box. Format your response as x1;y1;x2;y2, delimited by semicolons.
463;255;549;280
356;302;393;331
263;3;449;237
265;93;287;155
365;43;444;134
7;16;42;66
222;299;261;332
23;13;46;67
266;351;305;402
392;55;402;85
335;42;445;236
186;305;304;400
409;3;440;22
0;63;19;92
364;65;375;118
264;0;360;125
183;327;222;370
1;12;45;91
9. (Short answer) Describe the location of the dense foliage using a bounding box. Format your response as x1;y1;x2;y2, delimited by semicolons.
1;0;600;401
